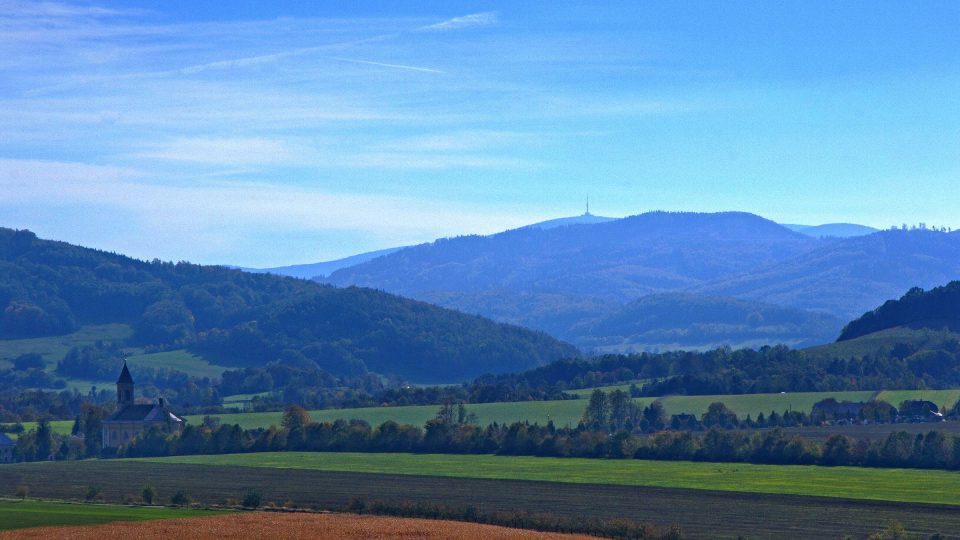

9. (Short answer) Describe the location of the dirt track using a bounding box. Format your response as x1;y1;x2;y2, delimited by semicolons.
0;511;597;539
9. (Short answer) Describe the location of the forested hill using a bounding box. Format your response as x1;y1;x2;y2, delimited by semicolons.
695;229;960;319
327;211;820;301
838;281;960;341
0;228;577;382
324;212;832;350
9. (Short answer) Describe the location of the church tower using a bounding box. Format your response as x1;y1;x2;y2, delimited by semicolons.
116;361;134;406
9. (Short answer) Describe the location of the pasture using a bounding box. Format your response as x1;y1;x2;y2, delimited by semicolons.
0;499;223;531
2;459;959;539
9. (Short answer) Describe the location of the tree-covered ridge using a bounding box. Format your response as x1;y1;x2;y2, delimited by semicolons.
839;281;960;342
580;293;842;350
0;228;577;382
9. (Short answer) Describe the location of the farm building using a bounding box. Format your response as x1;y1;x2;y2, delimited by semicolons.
898;400;944;422
811;398;864;420
102;362;185;449
0;432;13;463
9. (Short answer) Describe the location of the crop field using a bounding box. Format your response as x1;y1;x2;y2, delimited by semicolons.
3;459;960;539
0;499;224;531
136;451;960;507
0;512;594;539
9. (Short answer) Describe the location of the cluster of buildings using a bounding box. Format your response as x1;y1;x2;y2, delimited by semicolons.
0;363;184;463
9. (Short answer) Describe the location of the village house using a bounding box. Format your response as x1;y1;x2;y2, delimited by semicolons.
101;362;185;449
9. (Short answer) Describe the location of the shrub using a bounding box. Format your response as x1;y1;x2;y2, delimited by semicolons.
84;485;102;501
141;485;156;505
347;496;367;514
170;490;190;506
242;490;262;509
15;485;28;500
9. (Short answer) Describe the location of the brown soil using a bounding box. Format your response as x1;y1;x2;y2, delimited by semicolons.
0;511;597;539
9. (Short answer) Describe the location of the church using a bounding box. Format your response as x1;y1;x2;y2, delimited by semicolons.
101;362;185;449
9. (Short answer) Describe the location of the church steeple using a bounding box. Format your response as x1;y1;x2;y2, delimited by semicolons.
116;361;134;406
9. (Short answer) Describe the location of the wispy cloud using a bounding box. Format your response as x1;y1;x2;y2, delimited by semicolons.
133;137;297;165
418;11;498;32
0;0;134;18
0;157;535;265
330;57;443;74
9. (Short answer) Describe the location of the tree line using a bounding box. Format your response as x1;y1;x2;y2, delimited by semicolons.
10;403;960;473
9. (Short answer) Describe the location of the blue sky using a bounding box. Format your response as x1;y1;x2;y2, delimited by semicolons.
1;1;958;266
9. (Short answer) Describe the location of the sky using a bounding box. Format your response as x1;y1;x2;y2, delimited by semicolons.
1;1;958;267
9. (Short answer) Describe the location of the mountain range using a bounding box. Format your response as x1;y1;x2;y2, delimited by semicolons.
286;212;959;352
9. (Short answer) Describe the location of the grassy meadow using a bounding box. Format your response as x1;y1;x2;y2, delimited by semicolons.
0;324;132;371
0;499;225;531
138;451;960;507
0;324;230;391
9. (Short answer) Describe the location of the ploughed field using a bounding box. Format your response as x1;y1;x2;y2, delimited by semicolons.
3;455;960;539
0;500;225;531
0;510;593;539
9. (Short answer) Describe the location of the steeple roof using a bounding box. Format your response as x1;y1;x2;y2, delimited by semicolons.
117;361;134;384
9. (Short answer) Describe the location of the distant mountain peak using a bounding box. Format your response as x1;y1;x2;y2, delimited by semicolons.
782;222;879;238
521;213;617;230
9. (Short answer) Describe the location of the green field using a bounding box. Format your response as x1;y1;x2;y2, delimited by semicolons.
658;390;879;417
0;499;225;531
876;389;960;411
138;451;960;507
0;324;133;370
0;324;230;390
806;326;960;360
14;387;959;441
182;390;890;431
0;454;960;540
188;398;621;430
126;350;228;380
567;381;647;397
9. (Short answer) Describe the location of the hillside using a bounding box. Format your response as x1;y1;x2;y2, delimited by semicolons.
837;281;960;341
695;229;960;319
327;211;820;300
576;293;843;352
0;228;577;382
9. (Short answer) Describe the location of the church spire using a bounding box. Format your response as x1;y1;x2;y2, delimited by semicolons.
116;361;134;405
